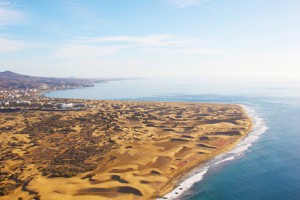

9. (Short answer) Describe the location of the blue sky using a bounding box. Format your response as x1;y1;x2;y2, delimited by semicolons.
0;0;300;79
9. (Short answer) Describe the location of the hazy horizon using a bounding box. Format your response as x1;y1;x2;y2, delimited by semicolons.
1;0;300;79
2;70;300;89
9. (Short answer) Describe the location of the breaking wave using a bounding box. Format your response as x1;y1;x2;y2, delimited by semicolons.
157;105;268;200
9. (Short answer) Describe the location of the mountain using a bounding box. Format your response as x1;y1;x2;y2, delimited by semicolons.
0;71;99;90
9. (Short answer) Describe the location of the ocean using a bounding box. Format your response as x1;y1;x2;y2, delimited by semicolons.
46;78;300;200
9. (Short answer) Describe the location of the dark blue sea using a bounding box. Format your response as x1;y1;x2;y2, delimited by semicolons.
46;78;300;200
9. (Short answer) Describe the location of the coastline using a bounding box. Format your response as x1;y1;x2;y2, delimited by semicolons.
38;84;98;98
2;74;298;200
41;86;256;200
157;105;267;200
40;78;134;99
2;79;258;200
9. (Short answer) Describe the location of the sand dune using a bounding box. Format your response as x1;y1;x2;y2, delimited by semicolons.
0;100;251;199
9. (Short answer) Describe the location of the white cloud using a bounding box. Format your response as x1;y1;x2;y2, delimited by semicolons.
0;1;26;27
0;37;26;52
77;34;190;47
51;43;131;58
166;0;209;8
51;34;198;59
177;47;222;54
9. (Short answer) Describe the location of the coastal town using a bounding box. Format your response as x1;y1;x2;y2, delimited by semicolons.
0;88;92;111
0;71;98;111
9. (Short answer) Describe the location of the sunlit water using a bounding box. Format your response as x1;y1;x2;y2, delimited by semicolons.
46;78;300;200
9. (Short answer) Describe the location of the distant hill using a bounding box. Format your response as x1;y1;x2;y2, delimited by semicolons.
0;71;100;90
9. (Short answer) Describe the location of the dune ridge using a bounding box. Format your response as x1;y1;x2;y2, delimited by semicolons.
0;100;252;200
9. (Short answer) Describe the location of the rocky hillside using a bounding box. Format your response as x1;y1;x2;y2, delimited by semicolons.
0;71;101;90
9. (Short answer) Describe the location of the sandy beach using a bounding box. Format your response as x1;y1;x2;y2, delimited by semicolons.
0;100;252;200
158;105;266;199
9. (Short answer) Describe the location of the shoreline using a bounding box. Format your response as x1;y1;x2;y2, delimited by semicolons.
39;86;256;200
40;78;135;99
38;83;99;98
3;82;258;200
157;105;267;200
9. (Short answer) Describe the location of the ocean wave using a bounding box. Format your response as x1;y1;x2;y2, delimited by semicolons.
157;105;268;200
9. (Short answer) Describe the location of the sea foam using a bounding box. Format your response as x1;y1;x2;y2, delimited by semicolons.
157;105;268;200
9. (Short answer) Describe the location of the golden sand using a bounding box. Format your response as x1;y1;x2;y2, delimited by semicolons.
0;100;252;200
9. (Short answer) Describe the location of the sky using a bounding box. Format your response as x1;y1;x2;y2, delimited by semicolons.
0;0;300;79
